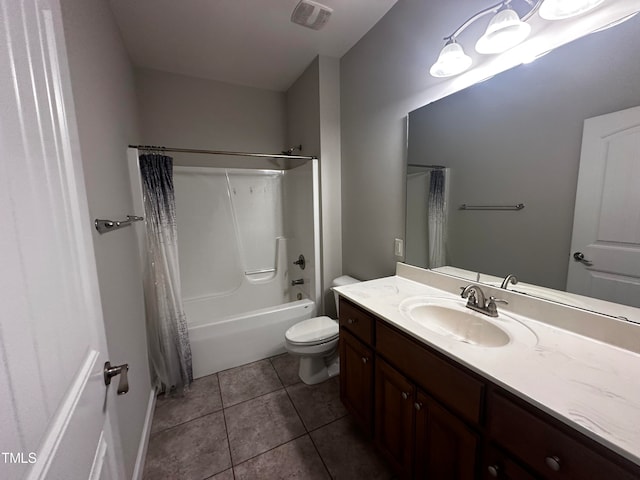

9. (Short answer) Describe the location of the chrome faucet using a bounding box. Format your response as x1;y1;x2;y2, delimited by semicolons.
460;284;507;317
291;278;304;286
500;274;518;289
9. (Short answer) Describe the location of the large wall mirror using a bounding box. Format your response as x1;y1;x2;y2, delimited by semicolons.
405;12;640;318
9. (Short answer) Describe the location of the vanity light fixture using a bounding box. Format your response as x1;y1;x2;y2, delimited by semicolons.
429;0;606;78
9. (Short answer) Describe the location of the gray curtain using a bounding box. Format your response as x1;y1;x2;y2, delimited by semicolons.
428;169;447;268
139;153;193;393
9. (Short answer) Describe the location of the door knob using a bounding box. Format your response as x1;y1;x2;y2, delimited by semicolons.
104;362;129;395
573;251;593;266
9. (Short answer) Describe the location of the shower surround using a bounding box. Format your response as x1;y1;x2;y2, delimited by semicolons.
172;162;320;377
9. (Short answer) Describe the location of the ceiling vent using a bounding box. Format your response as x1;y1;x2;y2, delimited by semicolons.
291;0;333;30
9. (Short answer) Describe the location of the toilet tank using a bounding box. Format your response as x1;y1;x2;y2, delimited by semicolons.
331;275;360;313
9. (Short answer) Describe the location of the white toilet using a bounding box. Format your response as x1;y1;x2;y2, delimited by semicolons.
285;275;360;385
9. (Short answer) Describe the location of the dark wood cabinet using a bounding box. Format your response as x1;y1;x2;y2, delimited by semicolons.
375;357;478;479
415;391;478;480
376;320;484;424
487;390;639;480
339;328;374;435
337;297;640;480
374;357;415;477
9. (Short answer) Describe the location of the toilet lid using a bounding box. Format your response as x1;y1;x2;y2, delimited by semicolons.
285;316;339;345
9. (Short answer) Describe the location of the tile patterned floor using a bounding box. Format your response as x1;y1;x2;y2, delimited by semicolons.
143;354;393;480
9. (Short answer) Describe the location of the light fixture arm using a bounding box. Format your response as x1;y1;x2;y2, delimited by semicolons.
520;0;545;22
444;0;543;41
445;0;506;41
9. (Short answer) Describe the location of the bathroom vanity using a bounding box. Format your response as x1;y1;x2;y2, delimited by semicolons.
336;264;640;480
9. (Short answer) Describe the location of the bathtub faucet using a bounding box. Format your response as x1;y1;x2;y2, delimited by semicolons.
291;278;304;286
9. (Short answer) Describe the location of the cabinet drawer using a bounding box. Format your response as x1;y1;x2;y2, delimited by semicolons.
376;321;484;425
339;298;374;345
488;391;637;480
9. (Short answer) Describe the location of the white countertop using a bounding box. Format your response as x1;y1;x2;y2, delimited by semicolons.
334;273;640;466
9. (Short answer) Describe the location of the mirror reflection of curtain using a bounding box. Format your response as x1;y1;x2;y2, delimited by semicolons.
428;169;447;267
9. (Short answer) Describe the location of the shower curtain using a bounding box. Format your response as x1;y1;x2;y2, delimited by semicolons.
428;169;447;268
139;153;193;393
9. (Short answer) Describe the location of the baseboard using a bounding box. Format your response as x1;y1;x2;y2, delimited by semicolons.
131;388;156;480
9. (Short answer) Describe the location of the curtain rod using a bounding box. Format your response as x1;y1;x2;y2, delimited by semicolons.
129;145;317;161
407;163;446;169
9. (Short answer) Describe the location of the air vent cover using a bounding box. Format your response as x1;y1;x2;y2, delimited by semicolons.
291;0;333;30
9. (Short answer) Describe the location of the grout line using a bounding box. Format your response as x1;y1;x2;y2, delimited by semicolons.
222;385;287;411
220;357;288;410
281;379;335;479
282;381;309;433
269;354;302;389
230;432;309;469
217;374;236;480
306;412;349;434
307;428;334;479
149;405;225;436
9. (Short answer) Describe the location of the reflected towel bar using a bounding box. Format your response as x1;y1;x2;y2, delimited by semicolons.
460;203;525;211
95;215;144;234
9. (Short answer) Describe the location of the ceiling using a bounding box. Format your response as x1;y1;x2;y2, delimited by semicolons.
108;0;397;92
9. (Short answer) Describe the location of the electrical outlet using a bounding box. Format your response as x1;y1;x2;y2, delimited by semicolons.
394;238;404;257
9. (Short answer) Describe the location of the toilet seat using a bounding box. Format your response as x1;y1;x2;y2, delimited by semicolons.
285;316;338;346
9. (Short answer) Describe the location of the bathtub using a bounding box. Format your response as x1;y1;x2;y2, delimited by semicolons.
188;298;316;378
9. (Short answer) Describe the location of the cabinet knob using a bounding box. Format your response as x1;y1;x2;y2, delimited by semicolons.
545;456;561;472
361;356;368;364
401;392;409;400
414;402;422;411
487;465;500;477
347;318;357;324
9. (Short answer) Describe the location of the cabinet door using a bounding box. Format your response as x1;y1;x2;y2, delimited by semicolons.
415;390;478;480
483;444;539;480
340;329;374;435
375;358;415;478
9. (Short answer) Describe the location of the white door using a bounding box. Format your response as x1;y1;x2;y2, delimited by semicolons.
566;105;640;307
0;0;124;479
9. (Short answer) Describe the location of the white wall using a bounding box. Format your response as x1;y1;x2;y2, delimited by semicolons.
318;56;343;316
286;56;343;316
135;68;286;153
59;0;151;477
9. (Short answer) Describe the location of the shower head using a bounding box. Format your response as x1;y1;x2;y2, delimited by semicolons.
282;145;303;155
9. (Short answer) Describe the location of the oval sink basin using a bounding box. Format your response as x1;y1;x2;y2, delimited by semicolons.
399;296;538;348
407;303;510;347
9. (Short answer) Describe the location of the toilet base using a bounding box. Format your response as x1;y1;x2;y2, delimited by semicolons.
298;351;340;385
